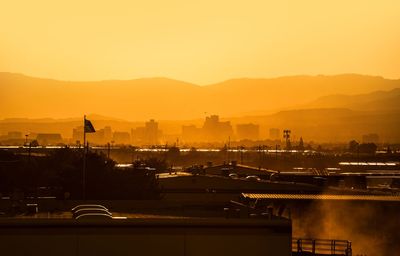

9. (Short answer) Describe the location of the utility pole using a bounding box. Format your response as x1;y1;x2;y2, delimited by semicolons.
283;130;291;150
82;116;87;200
28;142;31;162
81;115;96;200
240;146;244;165
227;136;231;164
107;142;111;159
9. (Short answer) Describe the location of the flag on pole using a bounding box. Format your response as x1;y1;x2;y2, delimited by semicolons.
84;119;96;133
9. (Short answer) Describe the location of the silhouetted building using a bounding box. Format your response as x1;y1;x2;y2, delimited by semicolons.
269;128;280;140
131;119;162;145
145;119;159;145
36;133;63;145
7;131;23;139
0;131;25;145
73;126;114;145
202;115;233;142
181;115;233;143
236;123;259;141
90;126;113;144
72;126;84;144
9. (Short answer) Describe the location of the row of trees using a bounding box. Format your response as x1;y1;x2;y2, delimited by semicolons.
0;148;160;200
348;140;378;154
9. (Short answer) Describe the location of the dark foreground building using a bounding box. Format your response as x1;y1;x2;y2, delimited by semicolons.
0;216;292;256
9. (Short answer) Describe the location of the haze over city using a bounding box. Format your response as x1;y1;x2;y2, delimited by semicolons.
1;2;400;256
1;73;399;143
2;2;400;143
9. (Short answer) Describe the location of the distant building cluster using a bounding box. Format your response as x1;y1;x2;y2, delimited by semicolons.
36;134;63;145
0;116;294;146
73;126;117;145
73;125;135;146
0;131;63;146
72;119;162;146
2;114;384;147
131;119;162;146
180;115;282;143
182;115;234;143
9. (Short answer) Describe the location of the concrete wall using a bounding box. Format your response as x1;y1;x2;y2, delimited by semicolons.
0;218;292;256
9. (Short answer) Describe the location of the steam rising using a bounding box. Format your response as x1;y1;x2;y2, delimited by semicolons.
292;200;400;255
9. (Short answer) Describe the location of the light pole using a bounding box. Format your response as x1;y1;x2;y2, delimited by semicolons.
240;146;244;165
107;142;111;159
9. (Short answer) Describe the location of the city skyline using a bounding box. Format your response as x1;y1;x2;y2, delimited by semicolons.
0;115;386;146
1;2;399;255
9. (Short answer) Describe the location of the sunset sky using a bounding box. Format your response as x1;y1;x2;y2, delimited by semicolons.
1;0;399;84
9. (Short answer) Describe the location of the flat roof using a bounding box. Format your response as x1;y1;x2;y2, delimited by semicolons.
242;193;400;202
339;162;399;166
0;216;290;228
157;172;192;178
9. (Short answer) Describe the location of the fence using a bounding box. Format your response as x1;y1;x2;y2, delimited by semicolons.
292;238;352;256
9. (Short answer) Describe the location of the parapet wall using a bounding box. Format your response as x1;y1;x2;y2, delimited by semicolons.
0;218;292;256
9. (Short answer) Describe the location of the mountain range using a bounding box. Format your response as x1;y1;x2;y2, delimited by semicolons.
1;72;399;120
1;72;399;142
303;88;400;111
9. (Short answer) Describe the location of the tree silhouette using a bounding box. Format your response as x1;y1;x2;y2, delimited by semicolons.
298;137;304;151
348;140;359;153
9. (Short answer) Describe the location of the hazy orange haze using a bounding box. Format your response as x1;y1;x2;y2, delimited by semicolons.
1;1;399;84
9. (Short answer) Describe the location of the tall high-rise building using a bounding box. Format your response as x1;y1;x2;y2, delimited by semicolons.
131;119;162;145
72;126;84;144
145;119;159;145
202;115;233;142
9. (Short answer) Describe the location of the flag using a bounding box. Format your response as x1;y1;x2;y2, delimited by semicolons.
84;119;96;133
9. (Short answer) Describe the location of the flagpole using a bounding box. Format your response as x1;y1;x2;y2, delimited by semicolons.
83;115;86;200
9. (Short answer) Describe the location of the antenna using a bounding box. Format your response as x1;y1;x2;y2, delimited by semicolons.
283;129;291;150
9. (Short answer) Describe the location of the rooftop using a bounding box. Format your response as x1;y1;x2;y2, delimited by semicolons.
242;193;400;202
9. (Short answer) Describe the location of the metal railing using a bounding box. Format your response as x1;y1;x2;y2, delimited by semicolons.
292;238;352;256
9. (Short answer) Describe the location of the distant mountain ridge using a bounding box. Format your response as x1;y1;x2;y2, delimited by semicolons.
0;114;126;123
303;88;400;111
1;85;400;142
1;72;399;120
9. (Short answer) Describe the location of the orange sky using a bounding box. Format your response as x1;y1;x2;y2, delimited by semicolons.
1;0;399;84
